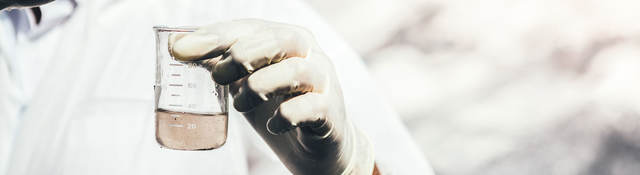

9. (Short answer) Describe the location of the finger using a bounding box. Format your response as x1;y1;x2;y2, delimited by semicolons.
210;53;248;84
232;57;327;112
169;19;266;61
211;21;314;84
228;77;246;96
267;93;331;136
170;19;316;85
169;31;232;62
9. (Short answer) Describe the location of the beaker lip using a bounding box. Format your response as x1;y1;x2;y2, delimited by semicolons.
153;25;199;32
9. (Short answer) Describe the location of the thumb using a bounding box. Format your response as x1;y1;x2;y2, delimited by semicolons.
168;20;265;61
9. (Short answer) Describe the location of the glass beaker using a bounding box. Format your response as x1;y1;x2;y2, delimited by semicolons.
153;26;229;150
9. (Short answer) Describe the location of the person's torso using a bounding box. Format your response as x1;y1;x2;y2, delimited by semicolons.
4;0;297;174
4;0;435;174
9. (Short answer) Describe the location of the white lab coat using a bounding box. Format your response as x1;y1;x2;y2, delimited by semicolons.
0;0;434;174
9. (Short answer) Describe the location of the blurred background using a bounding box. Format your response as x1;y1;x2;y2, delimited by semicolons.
305;0;640;174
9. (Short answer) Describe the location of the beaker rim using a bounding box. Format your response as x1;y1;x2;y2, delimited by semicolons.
153;26;199;32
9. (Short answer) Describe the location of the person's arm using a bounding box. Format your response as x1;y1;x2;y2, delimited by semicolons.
170;19;377;175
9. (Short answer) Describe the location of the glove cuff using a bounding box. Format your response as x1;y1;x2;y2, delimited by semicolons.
342;121;375;175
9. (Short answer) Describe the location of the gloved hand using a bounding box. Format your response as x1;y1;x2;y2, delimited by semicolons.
169;19;375;175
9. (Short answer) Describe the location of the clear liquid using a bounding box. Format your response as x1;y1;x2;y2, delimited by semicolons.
155;109;228;150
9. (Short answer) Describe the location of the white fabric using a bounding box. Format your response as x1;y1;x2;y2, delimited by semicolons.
0;0;434;174
0;10;22;175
